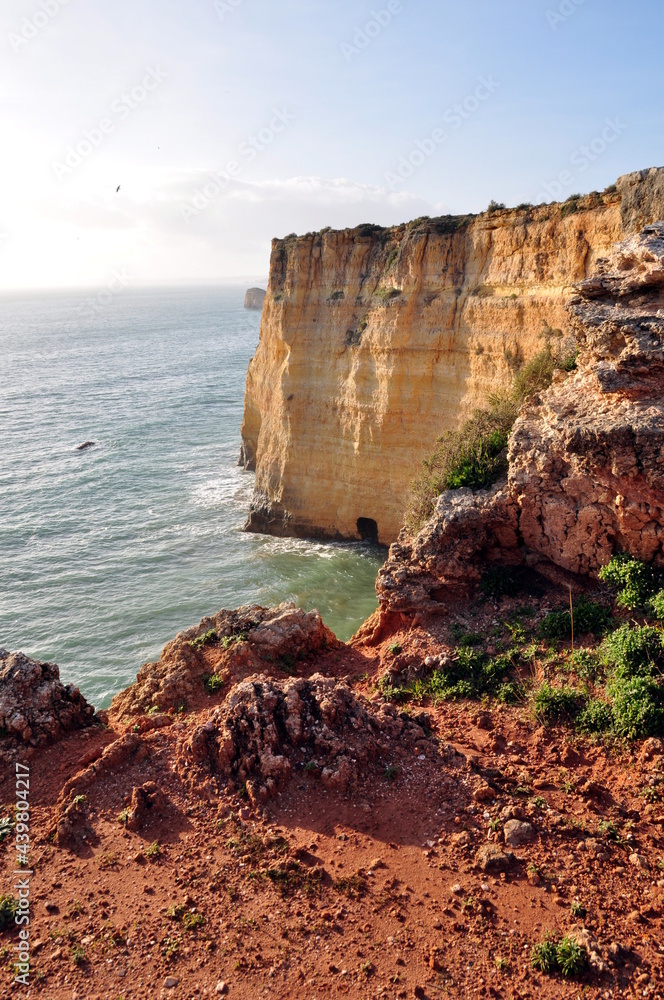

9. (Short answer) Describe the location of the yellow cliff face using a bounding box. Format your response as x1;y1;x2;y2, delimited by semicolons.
240;169;664;546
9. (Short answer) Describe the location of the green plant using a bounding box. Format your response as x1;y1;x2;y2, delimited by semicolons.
0;816;14;842
649;590;664;620
70;943;86;966
531;935;558;973
534;683;586;723
384;247;399;271
602;623;664;677
333;874;367;899
384;765;399;782
533;796;548;810
388;643;402;655
406;343;577;531
220;631;247;650
189;628;219;650
539;597;611;640
182;912;205;931
495;955;509;971
599;554;659;611
556;935;586;977
607;676;664;738
117;808;130;825
568;648;603;681
203;673;225;694
487;200;506;214
71;794;87;806
0;895;17;931
145;841;161;860
576;698;614;734
570;901;586;918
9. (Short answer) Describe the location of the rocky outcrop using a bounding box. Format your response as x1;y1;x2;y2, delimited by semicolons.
0;650;95;745
184;673;435;805
377;222;664;609
244;287;266;310
109;603;340;721
241;169;664;544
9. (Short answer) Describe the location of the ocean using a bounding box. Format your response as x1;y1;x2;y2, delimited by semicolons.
0;286;383;709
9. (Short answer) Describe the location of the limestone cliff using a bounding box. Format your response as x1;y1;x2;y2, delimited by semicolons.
376;221;664;611
240;168;664;546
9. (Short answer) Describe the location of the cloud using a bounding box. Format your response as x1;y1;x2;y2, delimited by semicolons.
3;173;443;287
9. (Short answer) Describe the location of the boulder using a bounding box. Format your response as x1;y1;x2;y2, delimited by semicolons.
0;650;95;745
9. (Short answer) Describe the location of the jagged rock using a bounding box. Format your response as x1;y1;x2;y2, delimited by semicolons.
475;843;510;871
377;486;520;610
55;793;93;848
126;781;168;831
109;603;340;719
377;223;664;608
511;223;664;573
182;673;433;804
0;650;95;745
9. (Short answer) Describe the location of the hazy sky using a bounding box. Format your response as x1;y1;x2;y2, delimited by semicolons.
0;0;662;289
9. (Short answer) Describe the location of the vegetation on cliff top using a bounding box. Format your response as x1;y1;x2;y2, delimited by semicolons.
379;554;664;740
405;334;578;532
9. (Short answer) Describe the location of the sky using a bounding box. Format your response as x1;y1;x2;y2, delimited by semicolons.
0;0;662;290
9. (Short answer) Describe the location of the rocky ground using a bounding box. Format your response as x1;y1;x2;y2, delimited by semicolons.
1;586;663;1000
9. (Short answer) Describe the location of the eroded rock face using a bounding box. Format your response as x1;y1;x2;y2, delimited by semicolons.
378;222;664;609
184;673;429;805
511;222;664;574
109;603;340;720
241;170;664;544
0;650;95;745
377;486;519;612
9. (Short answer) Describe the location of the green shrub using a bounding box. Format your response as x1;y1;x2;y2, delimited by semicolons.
539;597;611;641
598;554;659;611
608;676;664;738
406;343;578;531
487;200;506;214
189;628;219;650
649;590;664;621
568;648;603;681
534;683;586;723
531;933;586;977
576;698;614;733
601;624;664;677
0;895;17;931
556;936;586;977
531;935;558;973
203;673;225;694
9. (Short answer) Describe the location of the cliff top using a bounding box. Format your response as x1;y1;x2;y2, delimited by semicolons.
272;165;664;246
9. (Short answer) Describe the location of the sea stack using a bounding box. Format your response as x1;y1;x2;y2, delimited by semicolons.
244;287;266;310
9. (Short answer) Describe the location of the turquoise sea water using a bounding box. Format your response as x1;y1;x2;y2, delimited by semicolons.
0;287;383;708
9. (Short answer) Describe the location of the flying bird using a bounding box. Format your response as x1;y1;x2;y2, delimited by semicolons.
116;185;121;193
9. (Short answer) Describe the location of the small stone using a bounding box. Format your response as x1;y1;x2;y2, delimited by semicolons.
450;883;463;895
216;983;228;996
475;843;510;872
629;852;650;870
45;901;59;913
164;977;179;989
503;820;536;847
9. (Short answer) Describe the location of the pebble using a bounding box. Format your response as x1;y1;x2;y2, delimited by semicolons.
164;977;179;989
503;820;536;847
216;982;228;995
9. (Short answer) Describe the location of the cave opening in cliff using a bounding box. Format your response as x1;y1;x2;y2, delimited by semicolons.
357;518;379;544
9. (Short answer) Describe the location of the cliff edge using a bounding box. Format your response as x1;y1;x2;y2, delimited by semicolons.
240;167;664;545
